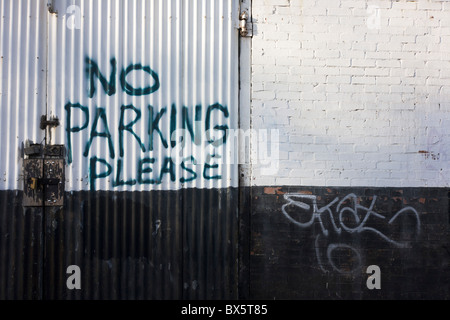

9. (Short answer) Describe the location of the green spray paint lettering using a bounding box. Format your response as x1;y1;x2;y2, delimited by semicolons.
86;57;159;98
67;57;230;189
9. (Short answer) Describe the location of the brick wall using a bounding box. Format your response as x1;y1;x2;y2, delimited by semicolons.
250;0;450;188
243;0;450;300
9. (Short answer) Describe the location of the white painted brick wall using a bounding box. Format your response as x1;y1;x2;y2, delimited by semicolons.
250;0;450;187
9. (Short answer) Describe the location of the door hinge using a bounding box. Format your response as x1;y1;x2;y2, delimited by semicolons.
23;143;65;207
40;115;60;130
239;11;253;37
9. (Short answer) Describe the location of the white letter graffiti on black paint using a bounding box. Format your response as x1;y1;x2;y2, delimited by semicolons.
281;193;421;274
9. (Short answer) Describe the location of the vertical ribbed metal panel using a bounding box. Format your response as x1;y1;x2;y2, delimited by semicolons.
0;0;47;300
0;0;239;300
42;190;184;299
41;188;238;300
46;0;239;299
0;191;44;299
47;0;239;192
0;0;47;191
182;188;238;299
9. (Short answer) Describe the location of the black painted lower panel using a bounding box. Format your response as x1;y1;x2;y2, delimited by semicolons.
0;191;43;300
248;186;450;299
0;189;238;300
1;186;449;300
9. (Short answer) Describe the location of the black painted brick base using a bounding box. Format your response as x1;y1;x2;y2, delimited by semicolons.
247;186;450;299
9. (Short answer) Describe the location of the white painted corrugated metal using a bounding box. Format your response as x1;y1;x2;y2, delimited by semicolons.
0;0;48;191
0;0;240;192
47;0;240;191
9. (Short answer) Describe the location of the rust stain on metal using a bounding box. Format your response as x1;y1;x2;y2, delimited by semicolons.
23;159;44;207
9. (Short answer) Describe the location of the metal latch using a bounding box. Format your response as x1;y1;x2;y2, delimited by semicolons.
28;177;60;190
239;11;252;37
23;144;65;207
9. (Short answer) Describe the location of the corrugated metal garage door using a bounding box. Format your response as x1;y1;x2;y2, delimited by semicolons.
0;0;240;299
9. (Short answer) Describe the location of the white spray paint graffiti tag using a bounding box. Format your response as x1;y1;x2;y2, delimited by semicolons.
281;193;421;274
